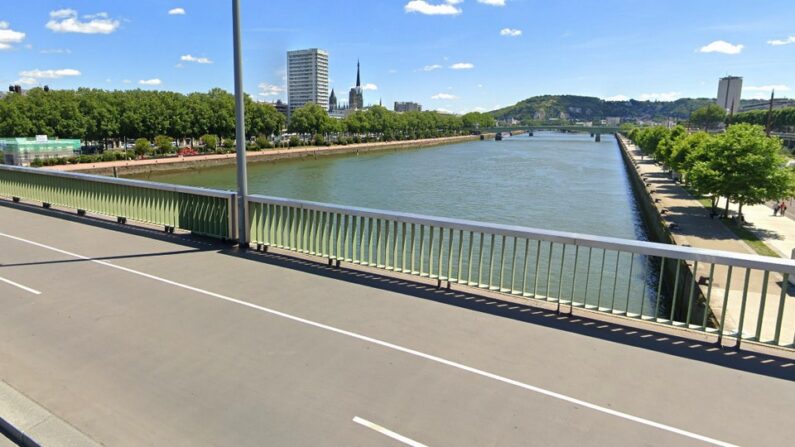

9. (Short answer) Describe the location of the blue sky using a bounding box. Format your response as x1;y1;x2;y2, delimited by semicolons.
1;0;794;113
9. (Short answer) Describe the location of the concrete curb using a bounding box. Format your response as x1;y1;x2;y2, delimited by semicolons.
0;380;101;447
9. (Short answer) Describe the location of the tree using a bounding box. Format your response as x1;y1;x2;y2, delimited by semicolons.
288;103;334;136
698;124;795;217
154;135;173;154
671;131;712;177
133;138;151;158
200;134;217;152
689;104;726;130
632;126;670;157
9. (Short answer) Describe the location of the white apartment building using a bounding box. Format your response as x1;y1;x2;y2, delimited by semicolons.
717;76;742;115
287;48;329;116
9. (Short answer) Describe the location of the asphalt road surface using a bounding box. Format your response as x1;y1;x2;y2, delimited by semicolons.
0;202;793;446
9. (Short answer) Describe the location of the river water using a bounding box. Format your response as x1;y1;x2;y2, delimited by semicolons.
137;132;658;313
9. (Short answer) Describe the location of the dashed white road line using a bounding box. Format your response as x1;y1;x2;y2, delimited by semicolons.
0;275;42;295
353;416;428;447
0;231;738;447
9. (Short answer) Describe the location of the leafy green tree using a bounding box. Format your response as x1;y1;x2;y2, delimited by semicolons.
671;131;712;176
154;135;173;154
689;104;726;130
133;138;151;158
288;103;334;136
200;134;218;151
697;124;795;217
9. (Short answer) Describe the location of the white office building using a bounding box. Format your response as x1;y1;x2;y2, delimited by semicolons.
717;76;742;115
287;48;329;116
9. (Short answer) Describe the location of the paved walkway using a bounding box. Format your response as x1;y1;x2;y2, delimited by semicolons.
43;135;482;173
737;202;795;259
0;201;793;446
619;136;795;343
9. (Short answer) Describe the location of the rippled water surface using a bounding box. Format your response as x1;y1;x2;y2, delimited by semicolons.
139;132;647;241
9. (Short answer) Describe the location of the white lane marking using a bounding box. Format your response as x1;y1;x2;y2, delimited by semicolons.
353;416;428;447
0;232;736;447
0;275;42;295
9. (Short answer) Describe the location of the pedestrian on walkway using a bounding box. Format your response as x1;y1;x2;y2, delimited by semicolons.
781;202;788;217
774;203;780;216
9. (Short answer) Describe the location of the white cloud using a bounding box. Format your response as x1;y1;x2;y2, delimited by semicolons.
743;84;791;99
40;48;71;54
604;95;629;101
405;1;463;16
19;68;81;79
500;28;522;37
15;77;38;86
46;9;120;34
434;108;456;114
388;69;397;74
478;0;506;6
258;82;284;97
744;84;791;92
361;83;378;91
698;40;743;54
638;92;681;101
139;79;162;86
0;22;26;51
180;54;213;64
768;36;795;46
122;79;132;84
431;93;458;100
419;64;443;72
49;9;77;19
450;62;474;70
168;8;186;16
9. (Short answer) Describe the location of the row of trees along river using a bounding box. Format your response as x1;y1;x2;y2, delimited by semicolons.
628;123;795;218
0;87;496;151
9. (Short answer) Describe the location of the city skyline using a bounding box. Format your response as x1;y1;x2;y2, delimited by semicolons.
1;1;794;114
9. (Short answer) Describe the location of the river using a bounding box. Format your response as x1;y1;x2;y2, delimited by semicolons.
135;132;658;313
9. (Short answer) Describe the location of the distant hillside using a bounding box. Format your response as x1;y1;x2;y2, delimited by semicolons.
490;95;724;122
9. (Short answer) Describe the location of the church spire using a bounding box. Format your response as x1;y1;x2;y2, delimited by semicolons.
356;60;361;88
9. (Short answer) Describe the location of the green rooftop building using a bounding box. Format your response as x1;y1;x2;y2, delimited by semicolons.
0;137;81;166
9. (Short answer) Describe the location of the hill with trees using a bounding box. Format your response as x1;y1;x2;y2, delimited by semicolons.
489;95;760;123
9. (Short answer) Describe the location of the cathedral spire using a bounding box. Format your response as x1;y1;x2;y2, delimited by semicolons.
356;60;361;88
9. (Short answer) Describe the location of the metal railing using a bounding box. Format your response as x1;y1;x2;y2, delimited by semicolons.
248;195;795;349
0;165;235;239
1;165;793;349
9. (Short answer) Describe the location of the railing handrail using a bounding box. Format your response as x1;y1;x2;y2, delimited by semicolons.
0;164;235;200
247;194;795;274
3;164;792;274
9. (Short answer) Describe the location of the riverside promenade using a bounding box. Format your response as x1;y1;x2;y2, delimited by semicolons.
43;135;485;176
618;135;795;344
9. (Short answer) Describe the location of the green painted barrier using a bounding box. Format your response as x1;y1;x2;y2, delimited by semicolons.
0;165;235;240
248;194;795;350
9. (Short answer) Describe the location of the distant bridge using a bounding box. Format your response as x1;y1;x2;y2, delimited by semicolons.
482;125;621;142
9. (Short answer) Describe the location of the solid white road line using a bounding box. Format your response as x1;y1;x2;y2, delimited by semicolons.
0;275;42;295
0;231;737;447
353;416;428;447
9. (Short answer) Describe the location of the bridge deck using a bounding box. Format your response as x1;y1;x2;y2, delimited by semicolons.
0;202;793;447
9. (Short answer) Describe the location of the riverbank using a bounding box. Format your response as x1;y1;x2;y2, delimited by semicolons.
43;134;490;176
617;134;794;343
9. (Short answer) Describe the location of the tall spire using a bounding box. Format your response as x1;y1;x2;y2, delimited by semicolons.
356;59;361;88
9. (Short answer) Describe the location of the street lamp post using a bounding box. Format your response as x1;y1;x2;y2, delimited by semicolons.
232;0;249;247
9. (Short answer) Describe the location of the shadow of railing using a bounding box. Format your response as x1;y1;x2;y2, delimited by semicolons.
3;199;794;382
